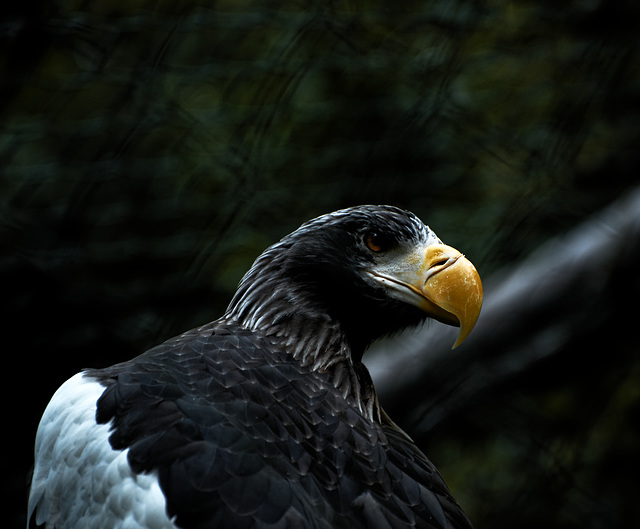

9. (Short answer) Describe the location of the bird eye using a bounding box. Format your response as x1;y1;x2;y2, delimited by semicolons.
364;232;390;253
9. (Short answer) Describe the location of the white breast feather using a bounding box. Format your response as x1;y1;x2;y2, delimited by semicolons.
28;372;176;529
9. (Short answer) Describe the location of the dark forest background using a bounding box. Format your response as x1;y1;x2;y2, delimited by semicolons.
2;0;639;527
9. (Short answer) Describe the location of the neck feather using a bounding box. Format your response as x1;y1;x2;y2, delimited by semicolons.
222;250;380;421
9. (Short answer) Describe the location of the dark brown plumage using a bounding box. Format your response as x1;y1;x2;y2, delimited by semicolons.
29;205;481;529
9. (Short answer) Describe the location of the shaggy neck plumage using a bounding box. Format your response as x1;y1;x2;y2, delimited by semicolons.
222;242;381;422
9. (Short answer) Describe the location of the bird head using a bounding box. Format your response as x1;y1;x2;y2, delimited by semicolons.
228;205;483;358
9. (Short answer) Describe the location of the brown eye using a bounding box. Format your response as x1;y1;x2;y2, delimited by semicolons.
365;232;388;253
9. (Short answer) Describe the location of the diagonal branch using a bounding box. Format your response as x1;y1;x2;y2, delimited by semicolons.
368;187;640;433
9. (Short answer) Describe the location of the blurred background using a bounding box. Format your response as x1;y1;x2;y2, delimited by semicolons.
2;0;639;527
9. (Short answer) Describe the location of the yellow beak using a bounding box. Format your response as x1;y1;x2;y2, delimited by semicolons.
417;245;483;348
369;244;483;348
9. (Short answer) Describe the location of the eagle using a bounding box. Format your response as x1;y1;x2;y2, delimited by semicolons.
28;205;483;529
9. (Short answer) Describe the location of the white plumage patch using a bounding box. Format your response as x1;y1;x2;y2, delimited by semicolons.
28;373;176;529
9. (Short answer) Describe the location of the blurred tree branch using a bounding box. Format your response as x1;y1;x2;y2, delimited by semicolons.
369;187;640;434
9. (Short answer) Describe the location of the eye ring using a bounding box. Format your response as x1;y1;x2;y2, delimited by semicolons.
364;232;388;253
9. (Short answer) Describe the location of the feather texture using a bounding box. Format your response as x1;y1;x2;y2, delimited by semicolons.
78;322;470;529
28;373;176;529
28;206;472;529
